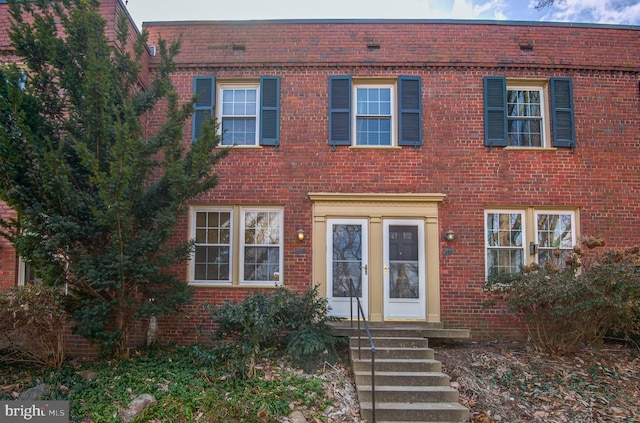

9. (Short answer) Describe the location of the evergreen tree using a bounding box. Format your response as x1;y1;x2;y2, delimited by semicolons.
0;0;226;357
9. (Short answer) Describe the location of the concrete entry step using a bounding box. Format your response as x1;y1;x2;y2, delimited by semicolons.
349;333;469;422
332;321;470;340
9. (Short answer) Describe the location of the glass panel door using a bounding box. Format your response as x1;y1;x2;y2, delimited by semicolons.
384;220;425;319
326;219;368;318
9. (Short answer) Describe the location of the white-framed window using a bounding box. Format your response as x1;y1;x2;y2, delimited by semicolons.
485;208;577;276
241;208;283;284
484;77;575;149
486;211;526;276
18;257;41;286
535;211;576;267
507;85;546;147
192;208;232;284
353;84;394;146
217;82;259;146
190;206;283;286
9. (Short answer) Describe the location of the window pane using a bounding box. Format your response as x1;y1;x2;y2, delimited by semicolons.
242;210;282;283
194;246;230;281
488;249;524;275
356;87;391;116
222;117;256;145
507;88;543;147
487;212;524;275
356;117;391;146
193;210;231;282
487;213;522;247
537;213;574;268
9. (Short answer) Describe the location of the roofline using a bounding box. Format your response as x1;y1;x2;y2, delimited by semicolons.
142;18;640;31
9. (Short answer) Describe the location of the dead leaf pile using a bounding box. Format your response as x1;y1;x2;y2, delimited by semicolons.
435;340;640;423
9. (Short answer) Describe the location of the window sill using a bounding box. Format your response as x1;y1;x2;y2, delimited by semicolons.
504;146;558;151
348;145;402;150
189;282;282;288
216;145;263;149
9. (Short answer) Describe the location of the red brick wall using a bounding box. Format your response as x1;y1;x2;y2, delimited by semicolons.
2;16;639;351
142;20;640;340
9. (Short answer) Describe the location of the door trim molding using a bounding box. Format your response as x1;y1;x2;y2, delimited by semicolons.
310;192;444;323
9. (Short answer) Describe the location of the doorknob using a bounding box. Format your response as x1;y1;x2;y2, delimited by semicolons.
363;264;368;275
383;265;388;275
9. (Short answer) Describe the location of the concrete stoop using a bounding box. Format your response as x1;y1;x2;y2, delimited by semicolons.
350;336;469;422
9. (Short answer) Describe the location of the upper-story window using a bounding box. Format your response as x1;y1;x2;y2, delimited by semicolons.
485;208;577;277
219;83;259;146
354;84;394;146
329;76;422;148
484;77;575;149
192;76;280;147
507;86;544;147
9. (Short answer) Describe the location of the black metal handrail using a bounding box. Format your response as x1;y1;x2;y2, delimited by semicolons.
348;278;376;423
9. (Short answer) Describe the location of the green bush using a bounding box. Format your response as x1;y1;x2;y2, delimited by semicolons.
486;240;640;355
0;284;67;368
205;286;343;377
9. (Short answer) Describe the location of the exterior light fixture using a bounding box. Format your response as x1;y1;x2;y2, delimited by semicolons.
297;229;305;241
445;230;455;241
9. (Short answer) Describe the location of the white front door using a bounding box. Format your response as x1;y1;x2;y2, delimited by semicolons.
326;219;369;318
383;220;426;319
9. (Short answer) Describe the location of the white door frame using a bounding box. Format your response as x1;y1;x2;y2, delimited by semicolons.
326;218;369;318
383;219;426;320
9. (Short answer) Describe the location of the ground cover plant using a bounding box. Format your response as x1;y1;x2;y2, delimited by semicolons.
0;345;351;422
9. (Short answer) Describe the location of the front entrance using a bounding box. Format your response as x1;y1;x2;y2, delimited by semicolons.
310;193;444;323
326;219;368;318
383;220;426;320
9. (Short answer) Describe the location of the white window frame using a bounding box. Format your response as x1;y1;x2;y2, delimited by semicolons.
352;83;396;147
189;206;284;287
216;82;260;146
190;207;233;285
485;208;578;277
17;256;34;286
534;210;577;267
485;210;527;277
240;207;284;286
506;83;550;148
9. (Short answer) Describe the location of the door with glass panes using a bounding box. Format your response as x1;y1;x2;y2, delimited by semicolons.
326;219;369;318
383;220;426;319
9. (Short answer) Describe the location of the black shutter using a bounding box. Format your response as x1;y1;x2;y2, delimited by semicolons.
550;78;576;148
398;76;422;147
484;76;508;147
192;76;215;142
260;76;280;146
328;76;352;146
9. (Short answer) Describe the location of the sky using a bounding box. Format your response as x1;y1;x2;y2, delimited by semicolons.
124;0;640;29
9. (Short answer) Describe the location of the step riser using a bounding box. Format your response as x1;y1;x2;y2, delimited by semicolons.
356;389;460;403
350;347;434;360
354;373;450;387
350;337;429;349
349;335;469;422
352;360;442;373
361;408;470;422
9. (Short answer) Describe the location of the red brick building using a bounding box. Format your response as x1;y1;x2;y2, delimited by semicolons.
2;0;640;348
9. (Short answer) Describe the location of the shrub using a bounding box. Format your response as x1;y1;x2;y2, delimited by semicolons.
485;240;640;355
205;286;343;377
0;285;67;368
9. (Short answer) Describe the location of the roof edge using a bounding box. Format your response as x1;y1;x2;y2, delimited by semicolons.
142;18;640;31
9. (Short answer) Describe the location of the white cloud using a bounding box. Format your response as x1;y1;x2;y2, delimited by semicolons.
424;0;508;20
538;0;640;24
